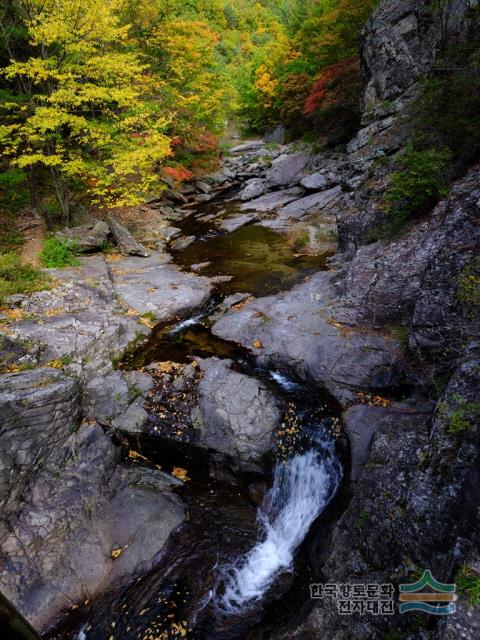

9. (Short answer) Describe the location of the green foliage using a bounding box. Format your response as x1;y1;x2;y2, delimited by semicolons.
384;145;451;236
414;38;480;166
38;238;80;269
456;565;480;606
0;251;49;303
440;396;480;436
458;258;480;311
355;510;370;529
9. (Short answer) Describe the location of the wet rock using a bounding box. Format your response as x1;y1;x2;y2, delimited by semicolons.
170;235;196;251
0;423;184;632
260;186;342;232
240;187;304;213
266;152;310;187
274;349;480;640
163;189;188;205
194;358;282;472
109;253;213;322
56;220;110;252
112;396;149;434
107;216;150;258
212;271;404;406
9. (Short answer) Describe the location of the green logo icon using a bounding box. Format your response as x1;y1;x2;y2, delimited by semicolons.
399;570;457;615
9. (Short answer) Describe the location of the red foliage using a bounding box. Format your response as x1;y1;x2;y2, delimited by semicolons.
304;57;361;115
163;165;193;182
195;132;219;153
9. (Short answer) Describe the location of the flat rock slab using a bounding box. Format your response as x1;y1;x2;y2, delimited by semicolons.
240;187;304;213
259;186;342;232
230;140;263;154
212;271;404;406
3;256;146;372
219;211;261;233
109;252;213;321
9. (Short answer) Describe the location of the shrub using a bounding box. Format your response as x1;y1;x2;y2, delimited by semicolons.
0;252;49;304
456;565;480;606
38;238;80;268
458;258;480;311
384;145;451;236
414;39;480;168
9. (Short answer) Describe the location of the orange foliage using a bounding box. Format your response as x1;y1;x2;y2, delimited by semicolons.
163;165;193;182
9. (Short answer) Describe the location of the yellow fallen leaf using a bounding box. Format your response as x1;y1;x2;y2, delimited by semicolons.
252;339;263;349
111;548;123;559
172;467;189;482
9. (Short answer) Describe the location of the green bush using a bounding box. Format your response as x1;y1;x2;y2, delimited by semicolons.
38;238;80;268
0;252;49;304
456;565;480;606
384;144;451;236
414;39;480;167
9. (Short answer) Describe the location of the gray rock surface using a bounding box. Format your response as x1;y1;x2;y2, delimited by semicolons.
238;178;267;201
240;187;304;213
109;252;213;321
212;271;404;406
0;423;184;632
259;186;342;232
194;358;282;472
56;220;110;252
266;152;310;187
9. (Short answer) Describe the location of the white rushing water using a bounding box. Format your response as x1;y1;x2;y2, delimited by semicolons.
219;448;342;613
268;370;302;393
168;314;205;335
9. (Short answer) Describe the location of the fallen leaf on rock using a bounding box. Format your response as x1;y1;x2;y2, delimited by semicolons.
252;339;263;349
172;467;189;482
111;548;123;559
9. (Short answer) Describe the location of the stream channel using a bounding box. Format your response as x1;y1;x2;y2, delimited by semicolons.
49;193;350;640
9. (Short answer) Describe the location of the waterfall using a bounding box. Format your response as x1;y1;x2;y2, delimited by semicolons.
218;447;342;613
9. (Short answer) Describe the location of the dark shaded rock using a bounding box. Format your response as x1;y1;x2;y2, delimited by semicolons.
56;220;110;253
0;423;184;632
107;216;150;257
163;189;188;205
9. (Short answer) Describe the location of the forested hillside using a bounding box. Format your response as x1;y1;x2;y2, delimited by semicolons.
0;0;378;227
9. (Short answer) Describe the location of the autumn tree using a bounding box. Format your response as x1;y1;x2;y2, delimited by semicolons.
1;0;171;225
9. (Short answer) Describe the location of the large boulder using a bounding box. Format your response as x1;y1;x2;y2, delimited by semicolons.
238;178;268;201
193;358;282;473
56;220;110;252
266;152;310;187
240;187;304;213
0;423;184;632
212;271;404;406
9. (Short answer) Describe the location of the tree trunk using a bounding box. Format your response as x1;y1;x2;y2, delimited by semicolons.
51;169;71;227
27;169;52;229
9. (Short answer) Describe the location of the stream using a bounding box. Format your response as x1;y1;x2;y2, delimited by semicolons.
49;196;347;640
